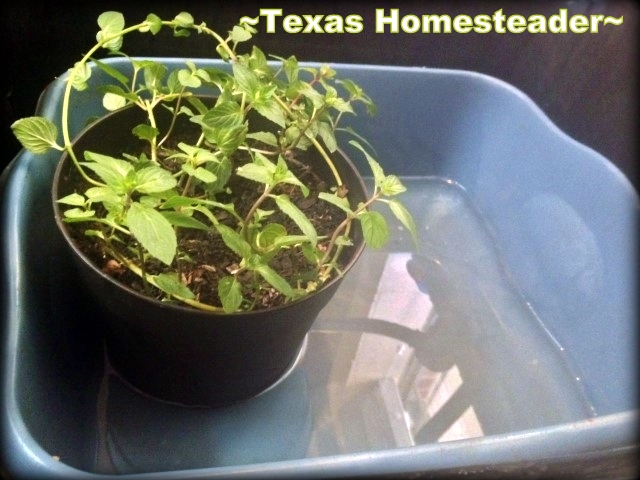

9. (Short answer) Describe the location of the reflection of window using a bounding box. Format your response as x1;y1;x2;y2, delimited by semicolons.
306;252;483;457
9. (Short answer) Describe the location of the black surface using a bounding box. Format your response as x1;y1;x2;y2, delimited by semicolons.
2;0;638;188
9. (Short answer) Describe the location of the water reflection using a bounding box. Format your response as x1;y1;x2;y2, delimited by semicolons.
97;365;312;473
95;179;596;473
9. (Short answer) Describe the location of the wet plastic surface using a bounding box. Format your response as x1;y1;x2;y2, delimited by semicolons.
1;60;638;479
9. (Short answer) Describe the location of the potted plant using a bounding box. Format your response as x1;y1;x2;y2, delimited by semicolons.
11;11;417;407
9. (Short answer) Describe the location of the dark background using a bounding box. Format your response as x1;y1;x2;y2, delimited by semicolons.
2;0;638;188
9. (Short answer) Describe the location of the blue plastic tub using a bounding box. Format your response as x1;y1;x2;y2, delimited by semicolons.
1;59;638;479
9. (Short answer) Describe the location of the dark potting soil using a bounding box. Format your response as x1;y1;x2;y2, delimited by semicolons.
67;149;351;311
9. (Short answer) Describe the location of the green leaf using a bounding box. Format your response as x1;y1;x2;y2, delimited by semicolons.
132;124;160;142
248;46;272;77
97;84;139;103
178;68;202;88
380;175;407;196
253;263;296;299
202;101;243;129
230;24;253;43
96;11;125;51
182;164;217;184
102;92;127;111
318;191;353;214
388;199;419;246
273;195;317;245
254;223;287;250
207;124;247;156
153;273;195;299
295;81;324;108
317;120;337;152
92;57;130;87
10;117;60;154
126;202;177;265
144;13;163;34
85;186;122;205
82;151;134;190
273;156;309;197
142;62;167;90
215;223;252;259
69;61;91;91
253;97;286;128
63;207;95;219
204;157;232;194
162;211;209;230
174;12;194;28
232;62;260;96
236;162;273;185
359;210;389;249
57;193;86;206
246;131;278;147
218;276;243;313
349;140;385;186
134;165;178;193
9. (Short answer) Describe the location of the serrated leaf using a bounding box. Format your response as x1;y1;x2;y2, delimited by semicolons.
82;151;133;190
132;124;159;141
153;273;195;299
202;101;243;129
182;164;217;184
388;199;418;246
207;124;247;156
218;276;243;313
246;131;278;146
11;117;60;154
253;97;286;128
232;62;260;96
253;263;295;298
273;195;317;245
236;162;273;185
215;223;252;259
70;62;92;91
317;121;337;152
134;165;178;193
359;210;389;249
380;175;407;196
142;62;167;90
349;140;385;186
85;186;122;205
318;191;353;214
204;157;232;194
126;202;176;265
57;193;86;206
273;156;309;197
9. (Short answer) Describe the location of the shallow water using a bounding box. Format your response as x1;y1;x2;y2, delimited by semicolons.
96;176;596;472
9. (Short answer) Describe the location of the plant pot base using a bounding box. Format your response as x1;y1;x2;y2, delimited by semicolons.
104;334;309;409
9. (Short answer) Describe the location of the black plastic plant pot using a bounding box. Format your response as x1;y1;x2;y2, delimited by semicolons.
52;104;367;407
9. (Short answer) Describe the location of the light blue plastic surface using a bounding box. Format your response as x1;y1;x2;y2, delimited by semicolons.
1;59;638;478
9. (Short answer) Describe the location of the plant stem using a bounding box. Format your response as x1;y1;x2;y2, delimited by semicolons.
320;191;380;268
242;185;273;236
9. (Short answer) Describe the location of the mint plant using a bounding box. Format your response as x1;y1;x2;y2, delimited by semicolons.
12;11;417;313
